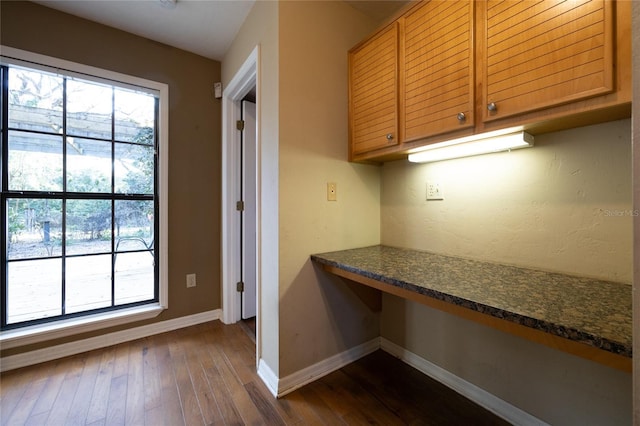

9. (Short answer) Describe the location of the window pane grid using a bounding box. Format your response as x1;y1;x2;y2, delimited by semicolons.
1;64;158;329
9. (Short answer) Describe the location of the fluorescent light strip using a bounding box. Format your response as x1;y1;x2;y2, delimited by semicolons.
408;131;534;163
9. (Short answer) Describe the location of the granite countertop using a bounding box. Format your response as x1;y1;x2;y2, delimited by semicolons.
310;245;632;358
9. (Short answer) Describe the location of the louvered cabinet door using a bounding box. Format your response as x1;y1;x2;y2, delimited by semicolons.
482;0;614;122
349;23;399;158
402;0;474;142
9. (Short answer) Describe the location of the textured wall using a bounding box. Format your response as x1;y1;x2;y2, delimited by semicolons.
381;294;632;424
382;119;632;283
222;0;383;379
221;0;281;374
380;119;633;423
277;0;382;377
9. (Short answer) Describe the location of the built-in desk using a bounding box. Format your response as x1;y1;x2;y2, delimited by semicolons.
311;245;632;372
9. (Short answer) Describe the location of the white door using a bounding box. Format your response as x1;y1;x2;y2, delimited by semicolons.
241;100;257;319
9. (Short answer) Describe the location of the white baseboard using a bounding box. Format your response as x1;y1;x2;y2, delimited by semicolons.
0;309;222;372
380;338;548;426
261;335;545;426
275;337;380;397
257;358;279;397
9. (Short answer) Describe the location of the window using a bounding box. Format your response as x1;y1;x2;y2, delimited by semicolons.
1;49;168;333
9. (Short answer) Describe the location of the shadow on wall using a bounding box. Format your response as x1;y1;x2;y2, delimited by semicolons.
277;260;380;376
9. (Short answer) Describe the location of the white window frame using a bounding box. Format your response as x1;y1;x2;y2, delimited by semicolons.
0;46;169;349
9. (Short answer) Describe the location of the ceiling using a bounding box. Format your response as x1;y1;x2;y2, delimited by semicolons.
33;0;409;61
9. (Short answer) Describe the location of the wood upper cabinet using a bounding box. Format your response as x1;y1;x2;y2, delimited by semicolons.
401;0;474;143
348;22;399;158
480;0;614;122
348;0;629;162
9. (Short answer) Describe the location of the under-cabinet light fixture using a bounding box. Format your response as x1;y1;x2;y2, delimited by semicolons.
407;130;534;163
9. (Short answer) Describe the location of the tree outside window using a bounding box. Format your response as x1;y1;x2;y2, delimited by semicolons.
2;64;159;327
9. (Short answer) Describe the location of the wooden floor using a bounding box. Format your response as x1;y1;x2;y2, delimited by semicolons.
0;321;510;425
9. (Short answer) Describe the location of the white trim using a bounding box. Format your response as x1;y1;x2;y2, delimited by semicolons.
0;46;170;332
157;74;170;314
221;46;259;326
0;309;221;372
0;46;164;94
257;358;279;398
0;304;163;349
221;45;264;388
276;338;380;397
380;338;548;426
263;335;546;423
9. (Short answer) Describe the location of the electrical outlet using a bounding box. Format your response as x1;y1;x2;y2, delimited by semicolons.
327;182;337;201
426;181;444;200
186;273;197;288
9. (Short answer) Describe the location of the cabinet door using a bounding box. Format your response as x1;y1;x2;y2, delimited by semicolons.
349;23;399;157
402;0;474;142
481;0;614;122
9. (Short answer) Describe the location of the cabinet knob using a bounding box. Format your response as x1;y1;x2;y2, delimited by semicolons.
457;112;466;122
386;133;394;141
487;102;497;112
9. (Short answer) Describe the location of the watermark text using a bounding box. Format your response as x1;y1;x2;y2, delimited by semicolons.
601;209;639;217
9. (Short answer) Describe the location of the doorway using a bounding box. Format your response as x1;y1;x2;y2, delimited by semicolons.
240;99;257;322
221;47;260;363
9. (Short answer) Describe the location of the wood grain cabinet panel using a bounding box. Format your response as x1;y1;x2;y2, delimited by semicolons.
349;23;399;158
481;0;614;122
402;0;474;142
347;0;629;162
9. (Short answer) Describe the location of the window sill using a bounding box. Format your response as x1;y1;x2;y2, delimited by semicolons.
0;304;165;350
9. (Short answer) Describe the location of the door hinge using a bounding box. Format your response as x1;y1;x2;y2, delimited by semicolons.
236;281;245;292
236;120;245;131
236;201;244;211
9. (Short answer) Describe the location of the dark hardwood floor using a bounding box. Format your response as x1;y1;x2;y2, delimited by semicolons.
240;317;256;344
0;321;510;425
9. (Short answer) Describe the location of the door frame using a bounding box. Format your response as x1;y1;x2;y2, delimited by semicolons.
221;46;260;339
